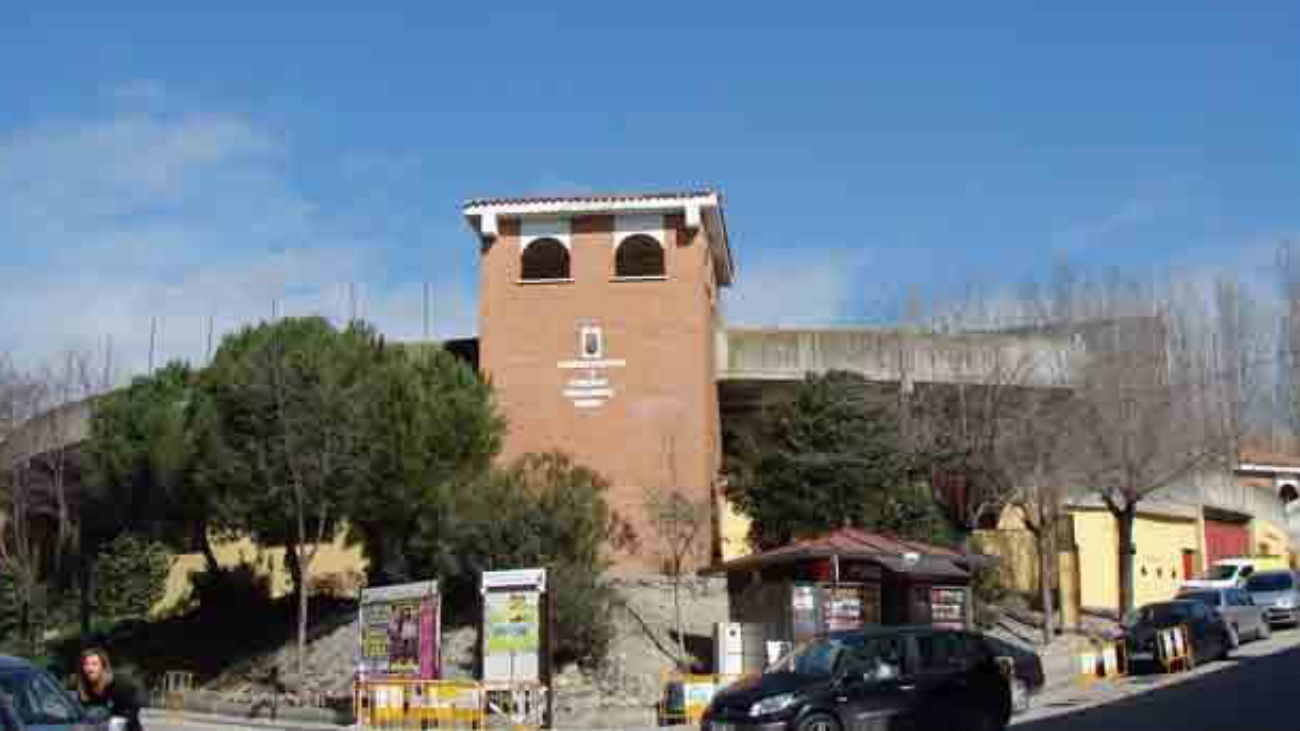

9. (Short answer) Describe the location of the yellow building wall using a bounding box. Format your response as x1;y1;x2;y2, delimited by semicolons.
1132;514;1198;607
1252;518;1291;559
154;531;367;617
1072;509;1119;611
971;529;1038;594
1072;508;1199;611
718;497;753;562
969;505;1040;594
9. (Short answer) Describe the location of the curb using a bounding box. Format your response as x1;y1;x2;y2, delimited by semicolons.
143;708;347;731
144;708;670;731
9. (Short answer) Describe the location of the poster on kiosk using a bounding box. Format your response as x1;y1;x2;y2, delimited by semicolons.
481;568;548;685
358;580;441;680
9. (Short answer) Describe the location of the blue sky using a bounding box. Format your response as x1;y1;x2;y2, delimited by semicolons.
2;2;1297;376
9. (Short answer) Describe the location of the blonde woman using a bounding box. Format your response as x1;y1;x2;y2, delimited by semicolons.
77;647;143;731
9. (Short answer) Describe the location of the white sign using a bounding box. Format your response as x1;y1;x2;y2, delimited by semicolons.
361;580;439;604
563;388;614;399
560;323;624;408
558;358;626;370
482;568;547;592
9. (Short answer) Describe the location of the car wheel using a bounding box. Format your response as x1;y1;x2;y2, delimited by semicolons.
952;705;1006;731
796;712;841;731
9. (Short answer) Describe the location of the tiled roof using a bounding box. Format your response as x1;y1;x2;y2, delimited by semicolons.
705;527;968;575
462;190;717;209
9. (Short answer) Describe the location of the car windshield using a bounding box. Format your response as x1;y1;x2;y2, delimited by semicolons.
1246;573;1295;592
767;638;844;679
1206;565;1240;580
1177;591;1220;606
0;668;83;728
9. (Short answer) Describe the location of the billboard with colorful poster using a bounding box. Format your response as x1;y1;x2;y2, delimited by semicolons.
481;568;547;684
359;580;441;679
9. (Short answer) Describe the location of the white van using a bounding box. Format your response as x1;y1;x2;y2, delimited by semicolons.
1182;557;1290;590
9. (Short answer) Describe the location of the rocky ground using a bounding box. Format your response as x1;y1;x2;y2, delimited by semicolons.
553;574;728;728
200;574;728;726
196;577;1118;728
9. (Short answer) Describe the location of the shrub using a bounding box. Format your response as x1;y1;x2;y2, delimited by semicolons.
970;563;1008;629
92;534;174;621
414;452;619;669
188;561;271;616
309;570;365;599
549;562;616;669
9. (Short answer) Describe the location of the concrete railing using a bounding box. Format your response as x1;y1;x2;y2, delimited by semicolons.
0;398;93;464
716;327;1083;388
1154;470;1290;528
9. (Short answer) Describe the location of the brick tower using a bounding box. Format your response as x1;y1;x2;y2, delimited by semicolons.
462;191;733;570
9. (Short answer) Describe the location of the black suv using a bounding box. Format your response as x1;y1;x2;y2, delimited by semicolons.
701;626;1031;731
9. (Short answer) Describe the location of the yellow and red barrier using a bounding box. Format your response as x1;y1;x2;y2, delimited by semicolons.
355;678;486;730
1155;624;1194;674
657;672;752;726
1073;636;1127;686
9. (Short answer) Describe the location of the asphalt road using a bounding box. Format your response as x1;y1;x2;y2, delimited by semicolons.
1015;627;1300;731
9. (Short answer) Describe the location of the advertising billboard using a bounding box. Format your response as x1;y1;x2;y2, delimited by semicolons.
359;580;441;679
481;568;547;685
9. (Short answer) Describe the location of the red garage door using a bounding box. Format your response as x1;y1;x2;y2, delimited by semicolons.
1204;519;1250;566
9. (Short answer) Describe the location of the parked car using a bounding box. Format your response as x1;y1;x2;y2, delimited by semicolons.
1122;599;1232;669
1244;570;1300;627
1175;586;1270;646
979;635;1045;714
701;626;1038;731
0;655;103;730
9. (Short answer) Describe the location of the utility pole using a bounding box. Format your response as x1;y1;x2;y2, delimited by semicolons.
148;318;157;373
102;334;114;390
206;314;215;363
423;282;431;340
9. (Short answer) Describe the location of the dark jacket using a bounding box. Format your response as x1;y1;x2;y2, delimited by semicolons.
82;678;143;731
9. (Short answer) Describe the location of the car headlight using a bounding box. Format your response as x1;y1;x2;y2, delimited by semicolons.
1278;597;1295;609
749;693;798;717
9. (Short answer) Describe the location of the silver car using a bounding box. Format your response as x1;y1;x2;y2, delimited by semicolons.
1176;586;1270;646
1245;570;1300;627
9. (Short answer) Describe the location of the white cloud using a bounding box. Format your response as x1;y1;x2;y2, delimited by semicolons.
1051;174;1204;250
0;106;476;381
102;79;167;102
721;247;870;328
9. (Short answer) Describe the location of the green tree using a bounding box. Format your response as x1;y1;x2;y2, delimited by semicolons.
91;534;173;620
84;362;219;562
727;371;955;550
420;452;621;668
347;345;503;586
196;317;379;680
